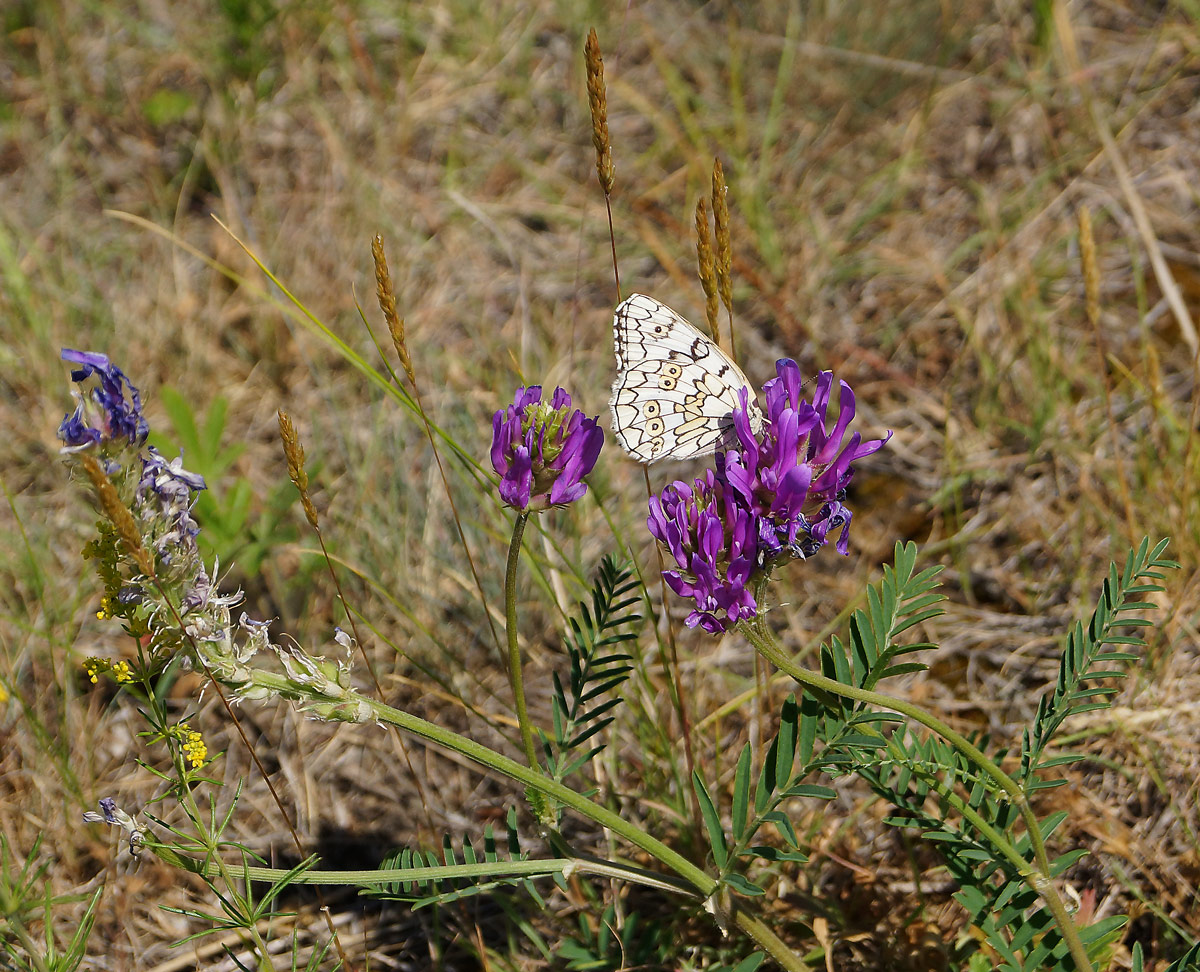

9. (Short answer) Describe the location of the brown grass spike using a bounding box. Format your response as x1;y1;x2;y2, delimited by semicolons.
695;196;721;345
278;409;318;529
373;235;415;385
80;455;153;577
711;158;736;360
585;28;614;197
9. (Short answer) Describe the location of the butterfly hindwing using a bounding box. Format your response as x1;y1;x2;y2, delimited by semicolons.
610;294;763;463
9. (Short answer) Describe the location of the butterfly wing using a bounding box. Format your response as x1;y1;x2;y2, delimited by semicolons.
610;293;761;463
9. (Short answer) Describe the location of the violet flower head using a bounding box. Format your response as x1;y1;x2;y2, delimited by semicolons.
724;360;890;561
490;386;604;512
58;349;149;453
647;469;760;633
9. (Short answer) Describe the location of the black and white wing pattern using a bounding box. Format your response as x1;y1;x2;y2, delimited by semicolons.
609;293;763;463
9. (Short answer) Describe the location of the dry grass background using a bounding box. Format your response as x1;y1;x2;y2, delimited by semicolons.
2;1;1199;969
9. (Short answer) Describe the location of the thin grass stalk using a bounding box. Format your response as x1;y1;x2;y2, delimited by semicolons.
372;235;505;661
1052;3;1197;355
277;408;436;833
583;26;701;843
1077;208;1136;541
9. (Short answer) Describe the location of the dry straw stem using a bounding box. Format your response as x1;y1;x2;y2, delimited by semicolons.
1077;206;1100;329
278;409;319;529
585;28;614;196
1078;206;1136;537
373;235;414;385
695;196;721;342
1052;1;1198;354
80;455;153;577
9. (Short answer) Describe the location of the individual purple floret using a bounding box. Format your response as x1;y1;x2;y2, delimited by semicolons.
58;349;149;452
647;469;760;633
136;446;207;564
723;361;890;561
491;386;604;512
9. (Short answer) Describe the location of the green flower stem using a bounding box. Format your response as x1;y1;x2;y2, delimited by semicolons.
228;665;804;970
505;510;540;771
146;845;691;896
742;612;1092;972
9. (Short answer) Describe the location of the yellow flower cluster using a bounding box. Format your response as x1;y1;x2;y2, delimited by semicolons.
96;595;115;620
178;723;208;769
84;657;133;684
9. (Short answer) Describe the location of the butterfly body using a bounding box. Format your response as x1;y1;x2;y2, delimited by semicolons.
609;293;763;463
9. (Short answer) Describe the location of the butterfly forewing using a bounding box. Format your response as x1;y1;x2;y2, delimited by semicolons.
609;294;763;463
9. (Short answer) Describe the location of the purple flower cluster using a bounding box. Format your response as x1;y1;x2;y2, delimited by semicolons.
491;386;603;513
58;348;208;577
58;349;149;456
648;469;759;633
648;360;890;633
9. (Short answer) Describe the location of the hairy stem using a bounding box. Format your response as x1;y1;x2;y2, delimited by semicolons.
505;510;540;771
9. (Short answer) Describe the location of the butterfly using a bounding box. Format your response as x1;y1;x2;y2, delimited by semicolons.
609;293;764;463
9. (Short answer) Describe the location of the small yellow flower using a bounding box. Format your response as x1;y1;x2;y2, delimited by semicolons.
84;658;104;683
111;660;133;683
96;595;114;621
173;722;209;769
182;730;208;769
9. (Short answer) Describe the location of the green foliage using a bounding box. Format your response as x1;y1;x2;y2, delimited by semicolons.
0;834;103;972
826;541;945;693
543;556;639;786
370;807;540;909
1020;538;1176;793
151;385;304;577
794;539;1178;971
556;901;671;972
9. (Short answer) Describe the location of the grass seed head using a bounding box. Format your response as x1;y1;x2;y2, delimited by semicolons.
585;28;615;196
278;409;319;529
372;234;414;384
80;454;153;577
694;196;721;342
711;158;733;313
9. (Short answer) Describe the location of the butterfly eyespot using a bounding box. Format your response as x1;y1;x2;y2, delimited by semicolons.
610;293;764;463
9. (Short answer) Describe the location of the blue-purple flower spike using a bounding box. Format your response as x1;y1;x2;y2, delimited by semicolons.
491;386;604;513
58;348;149;452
